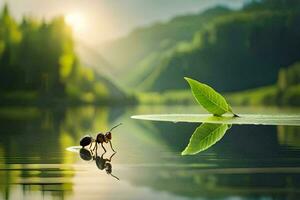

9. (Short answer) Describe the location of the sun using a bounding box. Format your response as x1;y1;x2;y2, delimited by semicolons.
65;13;86;33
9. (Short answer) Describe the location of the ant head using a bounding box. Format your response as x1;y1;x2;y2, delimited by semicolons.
105;132;112;140
79;148;92;161
96;133;106;143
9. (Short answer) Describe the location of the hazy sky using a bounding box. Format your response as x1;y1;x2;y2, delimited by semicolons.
0;0;245;45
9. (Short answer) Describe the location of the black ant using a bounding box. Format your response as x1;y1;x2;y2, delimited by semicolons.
80;123;122;153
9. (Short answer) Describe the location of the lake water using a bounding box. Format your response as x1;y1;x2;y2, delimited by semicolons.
0;105;300;200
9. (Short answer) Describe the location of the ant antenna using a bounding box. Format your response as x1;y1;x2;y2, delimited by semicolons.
109;123;122;132
110;173;120;180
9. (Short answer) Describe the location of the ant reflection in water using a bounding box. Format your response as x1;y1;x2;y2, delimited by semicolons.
80;123;122;152
79;148;120;180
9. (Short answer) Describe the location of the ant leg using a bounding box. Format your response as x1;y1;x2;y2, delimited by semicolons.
109;141;116;152
110;173;120;181
95;145;98;157
101;152;107;159
101;143;107;153
95;143;98;153
93;142;97;151
107;152;116;162
90;148;95;157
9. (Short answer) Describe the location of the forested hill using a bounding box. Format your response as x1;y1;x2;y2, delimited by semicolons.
143;9;300;92
99;6;231;81
0;5;128;105
100;0;300;93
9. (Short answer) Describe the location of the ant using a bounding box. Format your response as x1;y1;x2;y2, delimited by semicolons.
80;123;122;153
78;148;119;180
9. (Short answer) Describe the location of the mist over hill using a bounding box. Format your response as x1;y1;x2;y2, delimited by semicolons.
98;1;300;94
98;6;231;84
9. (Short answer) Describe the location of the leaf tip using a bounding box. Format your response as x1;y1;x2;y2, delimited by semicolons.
184;77;192;82
181;146;190;155
131;115;138;119
184;77;196;88
181;151;188;156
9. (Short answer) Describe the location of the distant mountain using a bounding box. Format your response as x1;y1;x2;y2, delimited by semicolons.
99;2;300;93
141;9;300;92
98;6;231;85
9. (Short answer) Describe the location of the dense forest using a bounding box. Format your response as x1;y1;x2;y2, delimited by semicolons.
145;8;300;92
0;5;129;105
100;0;300;104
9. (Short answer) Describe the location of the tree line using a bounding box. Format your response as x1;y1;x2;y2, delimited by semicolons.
0;5;126;105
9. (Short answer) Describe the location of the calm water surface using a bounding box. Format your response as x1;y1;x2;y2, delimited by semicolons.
0;105;300;200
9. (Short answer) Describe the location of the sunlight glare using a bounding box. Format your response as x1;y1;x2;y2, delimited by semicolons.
65;13;86;33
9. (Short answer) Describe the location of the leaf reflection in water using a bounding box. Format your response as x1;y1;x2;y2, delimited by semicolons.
182;123;231;155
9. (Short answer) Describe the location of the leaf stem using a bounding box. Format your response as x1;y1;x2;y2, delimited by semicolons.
233;113;240;117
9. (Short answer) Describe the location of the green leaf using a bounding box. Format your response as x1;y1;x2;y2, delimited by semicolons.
184;77;235;116
181;123;229;155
